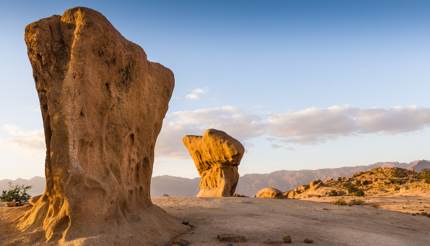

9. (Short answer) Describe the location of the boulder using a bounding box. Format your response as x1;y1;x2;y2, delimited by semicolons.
283;190;296;199
255;187;284;199
19;7;185;245
183;129;244;197
295;184;310;193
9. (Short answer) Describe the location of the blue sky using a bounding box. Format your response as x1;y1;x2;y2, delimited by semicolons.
1;1;430;179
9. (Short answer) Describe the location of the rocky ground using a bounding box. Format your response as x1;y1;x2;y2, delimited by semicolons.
300;193;430;215
283;167;430;214
1;197;430;245
155;197;430;246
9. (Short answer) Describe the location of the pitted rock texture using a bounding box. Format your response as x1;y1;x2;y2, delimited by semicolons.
255;187;284;199
19;7;185;245
183;129;244;197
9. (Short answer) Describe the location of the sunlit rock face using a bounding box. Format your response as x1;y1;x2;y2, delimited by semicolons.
183;129;245;197
20;7;185;245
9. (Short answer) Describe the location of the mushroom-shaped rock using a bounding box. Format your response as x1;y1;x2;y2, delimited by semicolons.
183;129;245;197
19;7;185;245
255;187;284;199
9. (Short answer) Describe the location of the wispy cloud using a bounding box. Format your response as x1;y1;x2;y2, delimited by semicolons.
3;106;430;159
157;105;430;157
185;88;208;100
156;106;263;158
267;105;430;143
0;124;45;151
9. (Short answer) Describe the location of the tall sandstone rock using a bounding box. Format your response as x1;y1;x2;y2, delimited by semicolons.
183;129;244;197
20;7;185;245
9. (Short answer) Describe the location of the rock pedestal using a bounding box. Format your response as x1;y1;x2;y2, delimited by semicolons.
20;7;185;245
183;129;244;197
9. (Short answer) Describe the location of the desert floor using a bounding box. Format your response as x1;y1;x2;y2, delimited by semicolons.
155;197;430;246
299;193;430;215
1;197;430;245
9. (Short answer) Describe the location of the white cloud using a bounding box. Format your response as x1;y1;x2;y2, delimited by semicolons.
0;125;45;179
157;105;430;157
185;88;207;100
156;106;263;158
0;124;45;151
2;106;430;161
267;106;430;143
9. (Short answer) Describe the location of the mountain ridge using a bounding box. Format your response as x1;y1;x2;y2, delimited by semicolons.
1;160;428;197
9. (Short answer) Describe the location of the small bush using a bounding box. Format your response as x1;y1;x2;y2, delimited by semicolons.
348;199;365;206
352;189;365;196
345;184;365;196
389;178;405;185
337;190;346;196
327;190;339;196
0;183;31;206
283;235;292;243
334;199;348;206
392;168;408;178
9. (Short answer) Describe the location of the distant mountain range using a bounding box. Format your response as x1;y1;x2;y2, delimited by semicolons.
1;160;429;197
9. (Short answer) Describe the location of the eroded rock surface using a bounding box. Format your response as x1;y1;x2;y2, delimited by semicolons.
19;7;185;245
183;129;244;197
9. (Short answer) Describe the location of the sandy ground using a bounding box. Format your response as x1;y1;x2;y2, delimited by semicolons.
1;197;430;245
0;204;32;245
155;197;430;246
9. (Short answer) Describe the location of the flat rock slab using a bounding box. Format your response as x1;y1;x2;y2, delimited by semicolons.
154;197;430;246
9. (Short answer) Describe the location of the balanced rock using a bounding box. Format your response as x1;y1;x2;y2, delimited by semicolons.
19;7;185;245
255;187;284;199
183;129;244;197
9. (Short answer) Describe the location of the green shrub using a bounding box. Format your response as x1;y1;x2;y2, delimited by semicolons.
351;189;365;196
1;183;31;206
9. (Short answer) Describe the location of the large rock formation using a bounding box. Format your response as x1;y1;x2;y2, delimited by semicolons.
18;7;185;245
183;129;244;197
285;167;430;199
